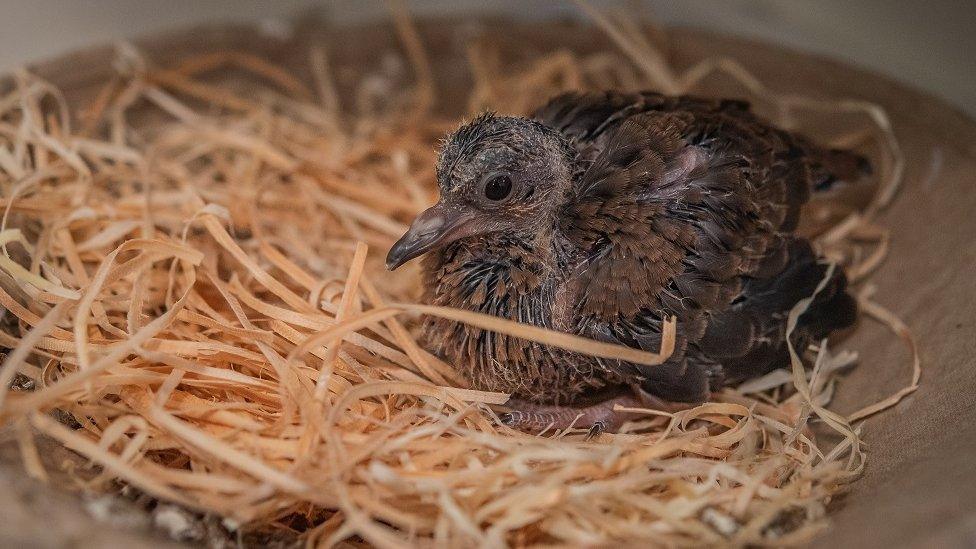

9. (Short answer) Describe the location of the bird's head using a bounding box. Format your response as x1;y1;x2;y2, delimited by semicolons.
386;113;574;270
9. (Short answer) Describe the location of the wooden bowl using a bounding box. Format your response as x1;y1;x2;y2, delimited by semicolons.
2;15;974;548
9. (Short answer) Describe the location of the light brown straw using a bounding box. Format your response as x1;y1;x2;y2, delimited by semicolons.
0;5;917;546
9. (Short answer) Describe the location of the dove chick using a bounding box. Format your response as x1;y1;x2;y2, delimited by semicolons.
387;91;866;434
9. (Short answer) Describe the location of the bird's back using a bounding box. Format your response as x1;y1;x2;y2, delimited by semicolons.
534;91;865;402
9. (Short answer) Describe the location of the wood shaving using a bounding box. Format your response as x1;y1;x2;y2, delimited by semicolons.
0;7;919;547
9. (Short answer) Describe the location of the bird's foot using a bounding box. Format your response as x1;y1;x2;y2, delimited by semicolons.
499;389;698;436
499;393;643;436
584;421;608;442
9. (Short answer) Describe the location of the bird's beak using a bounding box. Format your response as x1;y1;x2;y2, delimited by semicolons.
386;203;475;270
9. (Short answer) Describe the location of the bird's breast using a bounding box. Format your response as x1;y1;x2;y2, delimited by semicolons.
418;240;615;402
421;242;554;347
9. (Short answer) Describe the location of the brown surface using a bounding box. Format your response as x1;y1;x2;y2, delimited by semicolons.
0;432;187;549
1;15;974;548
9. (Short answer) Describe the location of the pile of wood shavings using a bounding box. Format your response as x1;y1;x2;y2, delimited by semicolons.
0;10;920;548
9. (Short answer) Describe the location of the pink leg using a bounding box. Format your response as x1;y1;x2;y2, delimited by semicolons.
500;394;642;437
500;389;697;437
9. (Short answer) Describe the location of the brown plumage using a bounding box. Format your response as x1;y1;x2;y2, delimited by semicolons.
386;91;866;433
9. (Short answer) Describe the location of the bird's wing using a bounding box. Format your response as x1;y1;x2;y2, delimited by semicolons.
533;91;754;164
552;94;862;401
533;90;652;150
560;110;700;320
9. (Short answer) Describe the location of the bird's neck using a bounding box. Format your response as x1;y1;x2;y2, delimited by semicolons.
421;227;564;324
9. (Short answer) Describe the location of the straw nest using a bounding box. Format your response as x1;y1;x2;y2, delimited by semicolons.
0;5;920;547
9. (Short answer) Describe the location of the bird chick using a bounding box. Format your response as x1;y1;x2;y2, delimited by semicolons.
387;91;866;435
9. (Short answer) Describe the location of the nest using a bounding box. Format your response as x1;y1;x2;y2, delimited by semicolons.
0;5;920;547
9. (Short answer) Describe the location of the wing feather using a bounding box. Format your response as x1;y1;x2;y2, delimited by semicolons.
543;90;861;402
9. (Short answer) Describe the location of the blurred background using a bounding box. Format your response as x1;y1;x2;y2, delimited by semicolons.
0;0;973;116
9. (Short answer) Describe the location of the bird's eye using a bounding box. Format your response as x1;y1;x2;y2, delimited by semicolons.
483;174;513;201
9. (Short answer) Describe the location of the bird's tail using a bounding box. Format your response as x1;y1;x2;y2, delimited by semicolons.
795;143;876;238
810;146;873;193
